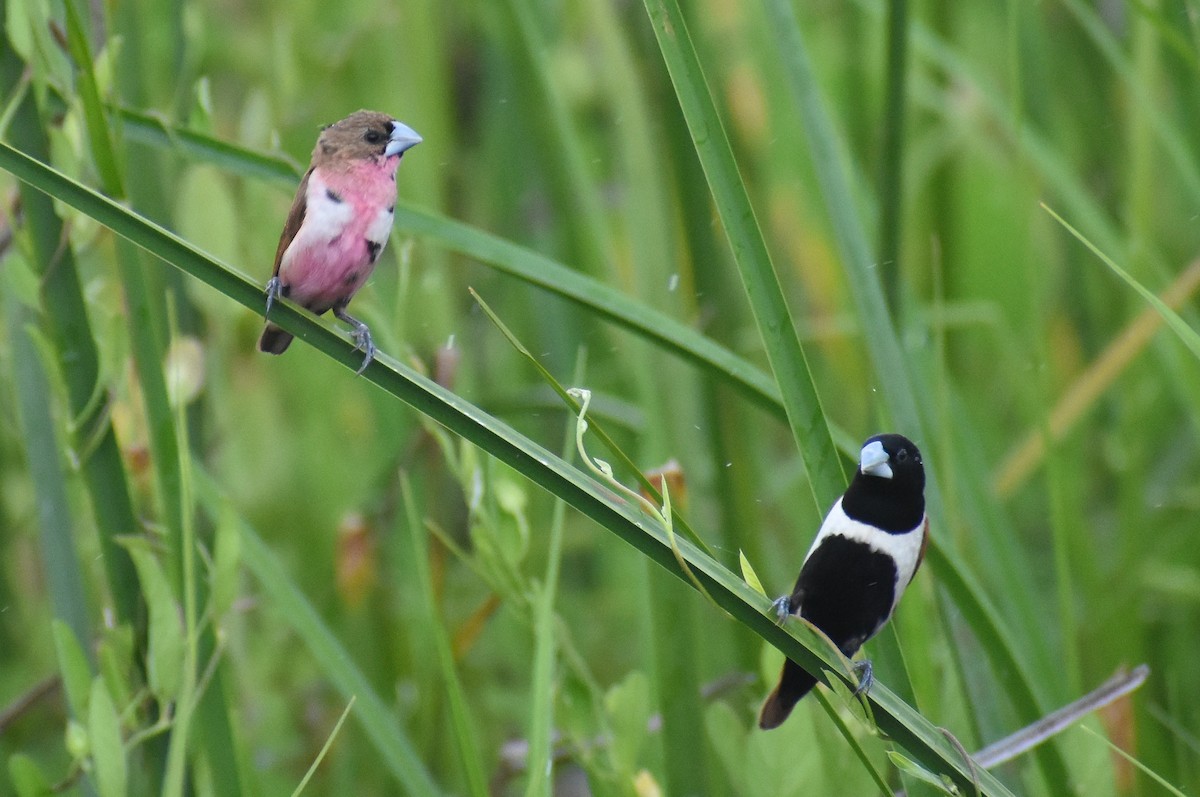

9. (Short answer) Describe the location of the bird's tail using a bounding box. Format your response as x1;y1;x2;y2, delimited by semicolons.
258;323;294;355
758;658;818;730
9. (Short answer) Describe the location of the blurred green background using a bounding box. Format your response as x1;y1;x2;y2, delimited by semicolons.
2;0;1200;794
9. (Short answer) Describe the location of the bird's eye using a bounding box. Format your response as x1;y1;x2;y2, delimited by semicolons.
896;449;908;461
364;129;384;144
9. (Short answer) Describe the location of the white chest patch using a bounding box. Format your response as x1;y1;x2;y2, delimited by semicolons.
802;498;926;612
364;205;394;252
297;172;356;246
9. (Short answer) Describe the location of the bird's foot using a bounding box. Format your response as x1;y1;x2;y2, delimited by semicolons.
334;307;376;374
851;659;874;698
770;595;793;625
265;277;282;317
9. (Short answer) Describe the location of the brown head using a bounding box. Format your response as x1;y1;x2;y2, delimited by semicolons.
311;110;422;166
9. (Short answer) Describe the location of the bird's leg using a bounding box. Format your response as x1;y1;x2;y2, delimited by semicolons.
333;305;376;374
851;659;874;698
770;595;794;625
265;276;283;317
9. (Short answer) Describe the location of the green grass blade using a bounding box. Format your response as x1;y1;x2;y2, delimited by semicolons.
1077;725;1187;797
2;85;141;625
640;0;845;522
877;0;910;314
116;105;303;184
192;468;442;797
813;688;893;797
62;0;123;194
6;288;92;650
291;697;356;797
1043;203;1200;360
523;366;578;797
761;0;925;441
399;474;489;797
471;287;712;556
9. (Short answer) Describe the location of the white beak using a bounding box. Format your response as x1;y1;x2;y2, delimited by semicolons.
386;121;423;156
859;440;893;479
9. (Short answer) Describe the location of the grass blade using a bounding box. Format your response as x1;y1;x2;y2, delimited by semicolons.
6;287;92;649
192;469;442;797
640;0;845;524
1042;203;1200;360
400;474;489;797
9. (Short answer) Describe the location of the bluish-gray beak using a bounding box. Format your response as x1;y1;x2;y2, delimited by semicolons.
386;121;423;156
859;440;893;479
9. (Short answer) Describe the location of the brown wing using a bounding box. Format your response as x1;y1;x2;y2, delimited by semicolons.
914;517;930;576
271;167;312;277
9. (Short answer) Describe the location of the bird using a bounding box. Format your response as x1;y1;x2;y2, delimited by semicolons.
759;433;928;730
258;110;422;373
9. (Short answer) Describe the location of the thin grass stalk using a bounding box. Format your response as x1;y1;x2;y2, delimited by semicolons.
64;3;248;788
503;0;614;278
759;0;925;449
400;474;489;797
522;388;575;797
640;0;845;526
193;468;443;796
1;50;141;626
5;289;92;653
878;0;909;316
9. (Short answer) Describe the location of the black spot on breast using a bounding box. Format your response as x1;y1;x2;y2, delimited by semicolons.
366;240;382;263
281;283;292;297
387;204;395;214
326;188;344;203
344;271;359;286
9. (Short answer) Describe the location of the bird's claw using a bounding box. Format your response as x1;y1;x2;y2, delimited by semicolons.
332;307;376;374
351;327;376;375
851;659;874;699
770;595;793;625
265;277;282;317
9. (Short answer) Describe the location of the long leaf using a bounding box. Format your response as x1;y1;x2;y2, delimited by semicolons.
0;140;1015;795
192;469;442;797
640;0;844;525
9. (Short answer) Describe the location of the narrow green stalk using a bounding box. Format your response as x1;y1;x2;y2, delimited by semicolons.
641;0;845;523
523;353;582;797
760;0;926;444
1;48;141;625
471;288;712;554
193;468;442;796
400;475;489;797
503;0;614;277
292;697;357;797
878;0;909;316
5;288;92;652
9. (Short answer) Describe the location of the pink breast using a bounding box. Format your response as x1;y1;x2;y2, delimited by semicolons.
279;156;399;312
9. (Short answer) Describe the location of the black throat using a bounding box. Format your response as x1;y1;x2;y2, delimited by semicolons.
840;473;924;533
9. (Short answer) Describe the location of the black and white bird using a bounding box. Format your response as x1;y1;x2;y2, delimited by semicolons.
759;433;928;730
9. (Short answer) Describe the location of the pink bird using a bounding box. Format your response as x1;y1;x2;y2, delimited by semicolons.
258;110;422;373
